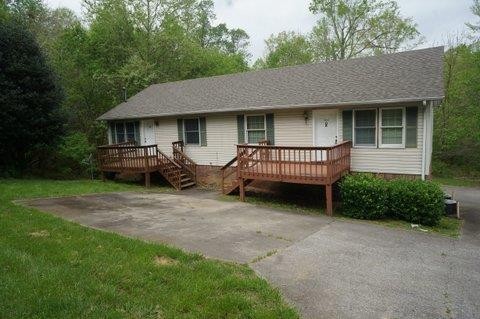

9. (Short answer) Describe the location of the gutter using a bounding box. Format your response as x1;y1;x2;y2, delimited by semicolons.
421;100;431;181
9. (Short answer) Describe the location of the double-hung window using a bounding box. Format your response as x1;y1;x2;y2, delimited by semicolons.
354;109;377;147
110;121;140;144
246;115;266;144
345;107;414;148
183;118;200;145
380;108;405;147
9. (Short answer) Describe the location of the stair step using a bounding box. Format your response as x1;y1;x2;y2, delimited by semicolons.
181;181;196;189
181;177;192;183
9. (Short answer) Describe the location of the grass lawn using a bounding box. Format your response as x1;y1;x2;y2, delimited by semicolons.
0;179;298;319
222;190;462;238
433;176;480;188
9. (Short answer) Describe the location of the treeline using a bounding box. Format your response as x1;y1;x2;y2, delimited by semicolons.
1;0;250;176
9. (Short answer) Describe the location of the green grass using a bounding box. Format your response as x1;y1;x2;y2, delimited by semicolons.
0;179;298;319
335;215;463;238
432;176;480;188
222;191;462;238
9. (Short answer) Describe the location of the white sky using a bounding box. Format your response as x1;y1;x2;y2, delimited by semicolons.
47;0;477;62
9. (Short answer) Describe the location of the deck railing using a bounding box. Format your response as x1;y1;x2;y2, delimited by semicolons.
236;141;351;185
97;144;159;173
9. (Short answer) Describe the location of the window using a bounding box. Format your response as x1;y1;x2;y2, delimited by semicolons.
110;121;140;144
183;118;200;145
344;107;417;148
380;108;404;147
354;109;376;147
246;115;266;144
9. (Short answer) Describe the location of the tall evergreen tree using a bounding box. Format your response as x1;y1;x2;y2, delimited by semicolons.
0;19;64;173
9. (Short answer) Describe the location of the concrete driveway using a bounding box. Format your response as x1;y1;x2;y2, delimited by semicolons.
22;187;480;319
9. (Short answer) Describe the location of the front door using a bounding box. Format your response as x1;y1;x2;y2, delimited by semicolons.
142;120;156;145
314;109;338;146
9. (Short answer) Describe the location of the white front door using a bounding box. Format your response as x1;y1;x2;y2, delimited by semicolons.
142;120;156;145
314;109;338;146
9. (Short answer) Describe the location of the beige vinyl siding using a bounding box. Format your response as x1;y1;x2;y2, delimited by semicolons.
338;107;424;175
183;114;237;166
151;105;427;174
274;109;312;146
154;117;178;156
154;114;237;166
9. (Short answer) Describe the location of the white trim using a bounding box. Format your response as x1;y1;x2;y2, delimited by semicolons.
244;114;266;144
379;107;406;148
183;118;201;146
421;102;430;180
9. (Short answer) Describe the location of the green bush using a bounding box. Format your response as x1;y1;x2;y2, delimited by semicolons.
340;174;388;220
56;132;95;177
340;174;445;226
387;179;444;226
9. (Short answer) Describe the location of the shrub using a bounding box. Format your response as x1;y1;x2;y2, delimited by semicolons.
340;174;388;219
340;174;445;226
387;179;444;226
56;132;95;177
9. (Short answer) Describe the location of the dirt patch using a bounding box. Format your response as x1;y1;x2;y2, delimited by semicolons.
29;230;50;237
154;255;178;266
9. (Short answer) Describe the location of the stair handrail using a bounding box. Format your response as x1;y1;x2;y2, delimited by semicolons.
172;142;197;182
220;141;269;194
156;147;182;190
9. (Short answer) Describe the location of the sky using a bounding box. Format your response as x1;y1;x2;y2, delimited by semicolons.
47;0;477;62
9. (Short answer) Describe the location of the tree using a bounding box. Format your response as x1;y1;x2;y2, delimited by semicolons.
309;0;420;61
255;31;313;68
432;42;480;174
0;19;64;173
467;0;480;36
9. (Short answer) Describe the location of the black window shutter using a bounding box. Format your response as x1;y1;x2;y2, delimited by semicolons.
406;107;418;148
177;119;183;141
237;115;245;144
342;110;353;141
266;113;275;145
199;117;207;146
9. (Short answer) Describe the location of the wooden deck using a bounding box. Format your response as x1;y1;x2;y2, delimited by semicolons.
96;141;197;189
222;141;352;215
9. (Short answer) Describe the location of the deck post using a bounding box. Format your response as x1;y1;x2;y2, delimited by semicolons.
145;172;151;188
326;184;333;216
239;178;245;201
101;171;106;182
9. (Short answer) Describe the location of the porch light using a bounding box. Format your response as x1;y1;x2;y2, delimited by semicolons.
303;110;309;123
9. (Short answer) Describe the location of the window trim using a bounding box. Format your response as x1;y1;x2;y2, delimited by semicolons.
352;108;378;148
244;114;267;145
110;121;140;144
379;107;406;148
183;118;201;146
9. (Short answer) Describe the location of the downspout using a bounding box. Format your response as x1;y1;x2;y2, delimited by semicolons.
421;100;428;180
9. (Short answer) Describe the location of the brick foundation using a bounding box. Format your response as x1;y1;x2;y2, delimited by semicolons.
196;165;223;189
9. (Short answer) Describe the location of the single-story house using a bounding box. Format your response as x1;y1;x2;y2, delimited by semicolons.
97;46;444;215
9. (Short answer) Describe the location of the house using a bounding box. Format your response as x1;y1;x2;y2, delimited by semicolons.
97;46;444;215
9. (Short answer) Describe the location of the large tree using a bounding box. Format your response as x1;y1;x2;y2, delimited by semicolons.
0;19;64;173
254;31;313;68
308;0;420;61
467;0;480;40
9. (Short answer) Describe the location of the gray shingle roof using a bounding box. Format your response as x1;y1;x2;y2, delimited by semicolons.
98;46;444;120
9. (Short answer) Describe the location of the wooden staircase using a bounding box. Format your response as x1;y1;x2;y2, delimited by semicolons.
221;140;269;195
156;142;197;190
